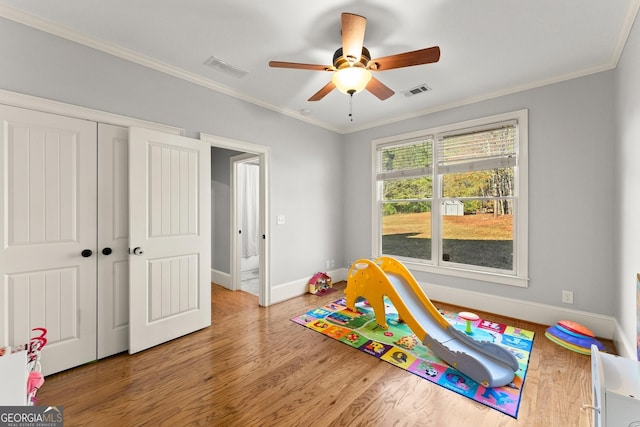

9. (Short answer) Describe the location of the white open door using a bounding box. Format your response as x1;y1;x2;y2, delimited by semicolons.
128;127;211;354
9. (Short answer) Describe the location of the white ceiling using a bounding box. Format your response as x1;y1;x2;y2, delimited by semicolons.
1;0;638;133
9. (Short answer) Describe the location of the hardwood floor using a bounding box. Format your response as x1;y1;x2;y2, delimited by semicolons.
37;282;610;426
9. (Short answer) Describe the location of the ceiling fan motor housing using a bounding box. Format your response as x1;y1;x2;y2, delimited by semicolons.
333;47;371;70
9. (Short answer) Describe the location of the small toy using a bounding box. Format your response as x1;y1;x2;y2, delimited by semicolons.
556;320;594;337
308;272;332;295
459;312;479;335
27;327;47;405
545;320;605;355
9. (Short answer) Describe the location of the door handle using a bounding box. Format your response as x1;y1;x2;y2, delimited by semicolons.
132;247;144;256
102;247;112;255
81;249;93;258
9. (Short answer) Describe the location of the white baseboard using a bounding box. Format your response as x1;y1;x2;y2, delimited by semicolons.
271;268;348;304
212;267;347;302
211;269;231;289
421;281;616;340
613;321;637;359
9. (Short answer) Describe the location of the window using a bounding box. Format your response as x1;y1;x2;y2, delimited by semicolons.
373;110;528;287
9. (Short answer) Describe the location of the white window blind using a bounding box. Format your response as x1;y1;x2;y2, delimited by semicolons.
437;121;517;174
376;137;433;180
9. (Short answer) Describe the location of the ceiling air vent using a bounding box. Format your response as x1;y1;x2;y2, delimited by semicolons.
403;84;431;97
203;56;249;78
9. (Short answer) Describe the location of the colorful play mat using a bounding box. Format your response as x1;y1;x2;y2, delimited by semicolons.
291;297;534;419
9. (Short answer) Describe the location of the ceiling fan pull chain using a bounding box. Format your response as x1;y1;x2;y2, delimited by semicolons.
349;92;354;122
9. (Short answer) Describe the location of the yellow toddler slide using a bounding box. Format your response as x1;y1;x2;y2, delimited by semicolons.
345;256;519;388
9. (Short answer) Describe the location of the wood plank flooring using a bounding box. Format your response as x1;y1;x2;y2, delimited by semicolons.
37;282;610;426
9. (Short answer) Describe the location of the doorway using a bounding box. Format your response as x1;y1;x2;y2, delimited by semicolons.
232;154;261;296
202;133;270;307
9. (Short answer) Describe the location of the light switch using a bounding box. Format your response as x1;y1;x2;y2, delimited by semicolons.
277;215;285;225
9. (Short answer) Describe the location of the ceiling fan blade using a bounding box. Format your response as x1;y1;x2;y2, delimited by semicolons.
269;61;332;71
341;13;366;62
366;76;394;100
370;46;441;71
308;81;336;101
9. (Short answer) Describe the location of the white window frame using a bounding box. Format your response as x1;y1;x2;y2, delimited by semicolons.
371;109;529;287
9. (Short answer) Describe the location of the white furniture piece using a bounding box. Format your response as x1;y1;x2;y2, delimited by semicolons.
589;345;640;427
0;348;27;405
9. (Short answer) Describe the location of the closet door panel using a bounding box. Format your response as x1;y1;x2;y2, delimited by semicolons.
0;105;97;376
97;123;130;358
128;127;210;354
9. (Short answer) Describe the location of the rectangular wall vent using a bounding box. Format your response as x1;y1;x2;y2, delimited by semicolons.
203;56;249;78
403;84;431;97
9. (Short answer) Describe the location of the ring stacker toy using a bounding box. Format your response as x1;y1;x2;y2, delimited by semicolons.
459;312;479;335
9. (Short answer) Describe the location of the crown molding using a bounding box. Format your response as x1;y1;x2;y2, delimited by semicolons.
0;4;341;134
2;2;638;136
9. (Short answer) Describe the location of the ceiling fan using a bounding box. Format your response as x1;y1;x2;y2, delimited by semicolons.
269;12;440;102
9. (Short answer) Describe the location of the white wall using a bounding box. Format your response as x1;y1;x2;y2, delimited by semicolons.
344;71;617;320
0;17;345;294
614;10;640;359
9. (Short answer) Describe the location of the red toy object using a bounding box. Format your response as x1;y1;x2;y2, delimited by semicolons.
308;272;332;295
557;320;595;337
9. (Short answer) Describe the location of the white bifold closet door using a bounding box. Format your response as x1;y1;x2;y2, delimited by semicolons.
0;105;98;375
0;106;211;375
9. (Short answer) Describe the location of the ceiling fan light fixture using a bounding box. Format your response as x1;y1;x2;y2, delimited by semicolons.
331;66;372;95
269;13;439;103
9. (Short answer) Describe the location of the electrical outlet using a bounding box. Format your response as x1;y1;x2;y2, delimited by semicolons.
330;259;335;268
562;290;574;304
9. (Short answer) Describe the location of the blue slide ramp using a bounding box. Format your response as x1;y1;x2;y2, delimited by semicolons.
345;256;519;388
